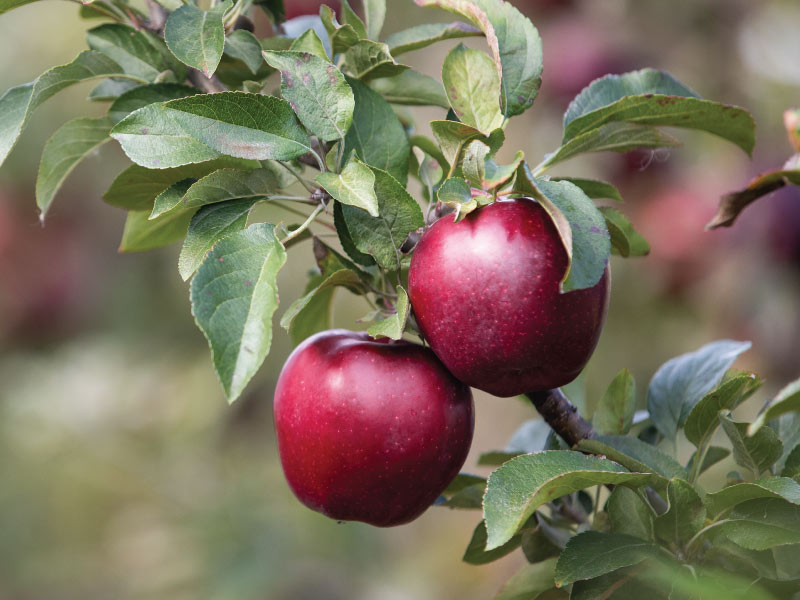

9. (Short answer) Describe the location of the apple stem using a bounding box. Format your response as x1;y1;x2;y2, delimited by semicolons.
525;388;595;447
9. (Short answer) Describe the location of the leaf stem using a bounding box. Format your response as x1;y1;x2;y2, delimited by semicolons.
685;519;729;557
271;200;335;231
282;203;325;244
278;161;317;193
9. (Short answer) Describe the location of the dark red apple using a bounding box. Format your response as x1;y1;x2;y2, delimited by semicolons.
273;329;474;526
408;198;610;398
284;0;341;20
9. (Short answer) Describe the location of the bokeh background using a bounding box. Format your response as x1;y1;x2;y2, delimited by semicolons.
1;0;800;598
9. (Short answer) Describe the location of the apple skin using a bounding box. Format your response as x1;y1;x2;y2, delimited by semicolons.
273;329;474;527
408;198;610;398
284;0;341;20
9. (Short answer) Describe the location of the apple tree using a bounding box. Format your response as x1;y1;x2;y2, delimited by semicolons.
1;0;799;597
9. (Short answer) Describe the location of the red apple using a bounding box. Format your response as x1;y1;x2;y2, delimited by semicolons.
408;198;610;398
273;329;474;526
284;0;341;20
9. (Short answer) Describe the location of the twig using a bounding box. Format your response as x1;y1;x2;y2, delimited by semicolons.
525;388;595;447
145;0;168;33
187;69;227;93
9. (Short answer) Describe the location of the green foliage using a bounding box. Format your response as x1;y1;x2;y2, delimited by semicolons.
263;50;354;141
36;116;113;220
164;1;231;77
441;44;503;134
0;2;793;596
592;369;636;435
562;69;755;155
646;340;752;442
190;223;286;403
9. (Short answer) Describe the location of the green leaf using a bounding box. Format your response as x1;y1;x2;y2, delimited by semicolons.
344;78;410;185
441;44;504;134
86;24;167;83
438;473;486;509
0;50;135;168
280;239;367;344
339;166;425;270
103;157;259;210
289;28;329;61
108;83;200;124
430;119;503;171
224;30;266;75
320;5;360;55
333;201;375;266
119;208;196;252
607;486;653;541
281;269;362;345
507;419;553;454
89;78;142;102
461;139;488;188
563;69;755;155
719;415;784;477
777;413;800;474
554;531;662;587
317;156;378;216
437;176;488;220
570;570;655;600
162;92;312;161
749;377;800;435
686;446;731;477
514;168;610;292
179;198;258;281
483;150;523;190
111;102;222;169
152;164;286;219
578;435;685;480
190;223;287;402
362;0;386;41
705;477;800;517
164;1;230;77
367;286;409;340
783;445;800;480
369;70;448;108
340;0;367;40
550;177;623;202
494;558;560;600
415;0;543;117
36;116;112;220
253;0;284;22
520;518;564;564
718;498;800;550
650;563;779;600
684;372;760;447
462;520;522;565
653;478;705;547
599;207;650;258
386;21;482;56
263;50;354;141
0;0;42;14
593;369;637;435
284;273;335;347
483;450;659;550
544;122;682;168
344;40;409;81
646;340;752;442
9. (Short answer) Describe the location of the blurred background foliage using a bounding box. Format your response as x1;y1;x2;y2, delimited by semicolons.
1;0;799;598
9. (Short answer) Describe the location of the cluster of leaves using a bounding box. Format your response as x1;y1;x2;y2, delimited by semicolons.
0;0;756;404
1;0;797;596
439;340;800;599
708;107;800;229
